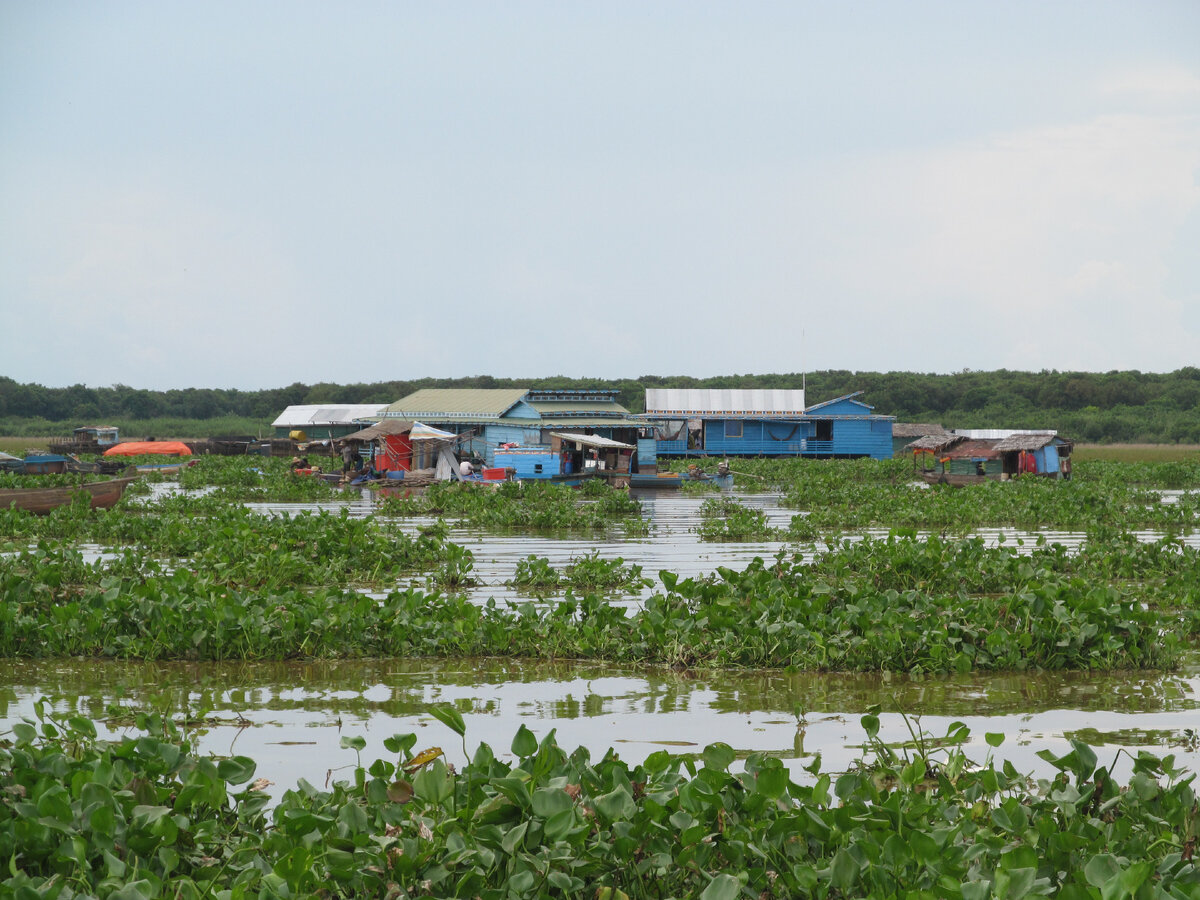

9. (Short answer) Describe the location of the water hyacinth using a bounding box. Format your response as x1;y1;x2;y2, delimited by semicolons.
4;706;1200;899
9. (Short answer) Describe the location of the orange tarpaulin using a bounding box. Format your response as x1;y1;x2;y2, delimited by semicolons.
103;441;193;457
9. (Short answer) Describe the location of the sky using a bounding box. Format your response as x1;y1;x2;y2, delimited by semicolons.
2;2;1199;391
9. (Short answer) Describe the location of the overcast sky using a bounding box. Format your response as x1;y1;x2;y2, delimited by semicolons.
2;2;1198;391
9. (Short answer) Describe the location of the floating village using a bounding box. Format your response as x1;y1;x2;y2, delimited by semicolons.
1;386;1074;512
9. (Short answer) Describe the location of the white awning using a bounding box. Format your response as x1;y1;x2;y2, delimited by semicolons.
550;432;635;451
410;422;458;441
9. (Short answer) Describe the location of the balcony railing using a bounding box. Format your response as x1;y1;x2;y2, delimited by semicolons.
655;439;835;455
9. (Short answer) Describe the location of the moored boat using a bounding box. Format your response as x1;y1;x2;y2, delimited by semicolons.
0;475;139;515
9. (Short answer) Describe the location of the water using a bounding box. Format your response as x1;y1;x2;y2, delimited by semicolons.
6;485;1200;794
4;658;1198;798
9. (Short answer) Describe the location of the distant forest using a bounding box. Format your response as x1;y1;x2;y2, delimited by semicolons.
2;370;1200;443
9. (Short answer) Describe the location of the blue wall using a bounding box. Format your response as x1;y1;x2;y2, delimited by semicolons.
493;448;559;478
657;416;893;459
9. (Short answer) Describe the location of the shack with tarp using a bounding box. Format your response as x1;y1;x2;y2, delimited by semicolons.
908;430;1073;484
337;420;466;481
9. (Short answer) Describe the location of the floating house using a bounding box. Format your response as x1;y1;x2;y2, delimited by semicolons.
378;389;645;467
494;433;636;483
271;405;386;441
907;430;1073;483
641;389;894;465
335;419;463;476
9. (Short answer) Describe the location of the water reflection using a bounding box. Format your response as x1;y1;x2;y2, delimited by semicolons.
4;657;1199;795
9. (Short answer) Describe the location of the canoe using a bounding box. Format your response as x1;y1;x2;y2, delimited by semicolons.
0;475;139;515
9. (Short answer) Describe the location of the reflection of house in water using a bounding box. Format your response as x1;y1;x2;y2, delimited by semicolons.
908;429;1074;484
641;389;894;469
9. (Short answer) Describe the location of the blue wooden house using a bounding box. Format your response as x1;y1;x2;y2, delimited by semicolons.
643;389;894;463
379;388;644;467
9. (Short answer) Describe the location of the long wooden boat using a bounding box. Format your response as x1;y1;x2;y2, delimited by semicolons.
0;475;139;515
917;471;1002;487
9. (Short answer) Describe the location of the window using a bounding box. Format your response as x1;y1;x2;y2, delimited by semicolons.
724;420;743;439
815;420;833;442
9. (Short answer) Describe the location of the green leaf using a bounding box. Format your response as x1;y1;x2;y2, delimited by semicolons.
532;787;573;818
1084;854;1121;888
593;786;636;822
985;732;1005;747
755;766;788;799
429;704;466;737
830;848;859;891
699;873;743;900
511;724;538;758
702;742;735;772
217;755;257;785
384;733;418;755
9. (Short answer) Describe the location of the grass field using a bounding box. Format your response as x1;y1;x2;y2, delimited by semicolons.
0;436;52;454
1072;443;1200;462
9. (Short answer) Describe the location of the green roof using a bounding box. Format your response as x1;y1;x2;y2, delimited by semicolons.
383;388;529;419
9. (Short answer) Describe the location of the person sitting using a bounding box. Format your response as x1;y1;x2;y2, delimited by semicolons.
290;456;310;471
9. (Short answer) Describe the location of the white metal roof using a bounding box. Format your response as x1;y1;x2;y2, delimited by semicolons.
271;405;385;428
550;432;636;450
953;429;1057;440
644;389;807;416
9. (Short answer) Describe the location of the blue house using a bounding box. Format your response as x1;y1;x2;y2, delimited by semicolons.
642;389;894;463
379;388;645;467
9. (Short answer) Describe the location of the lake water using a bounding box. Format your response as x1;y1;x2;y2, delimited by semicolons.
6;486;1200;795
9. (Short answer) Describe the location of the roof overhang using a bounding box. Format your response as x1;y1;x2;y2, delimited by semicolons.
550;432;636;451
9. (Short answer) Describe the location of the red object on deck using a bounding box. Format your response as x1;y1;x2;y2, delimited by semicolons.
482;467;507;481
103;441;193;457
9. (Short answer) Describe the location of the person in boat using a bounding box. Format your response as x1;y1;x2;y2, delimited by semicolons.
340;441;360;475
290;456;310;471
459;459;473;479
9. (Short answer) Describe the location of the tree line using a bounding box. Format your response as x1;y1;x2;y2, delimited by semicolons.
2;369;1199;443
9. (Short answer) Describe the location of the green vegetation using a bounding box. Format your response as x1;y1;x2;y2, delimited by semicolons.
697;497;777;541
378;479;649;536
513;553;649;594
5;706;1200;899
6;368;1200;443
1;526;1187;671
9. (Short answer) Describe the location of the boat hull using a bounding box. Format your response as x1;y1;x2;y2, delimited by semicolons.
0;476;139;515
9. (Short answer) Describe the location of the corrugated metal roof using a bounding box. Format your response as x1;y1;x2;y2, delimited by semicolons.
339;420;415;441
535;417;647;428
271;405;385;428
383;388;528;419
942;439;1002;460
551;432;636;450
804;391;867;413
645;389;807;416
954;429;1057;440
528;400;631;416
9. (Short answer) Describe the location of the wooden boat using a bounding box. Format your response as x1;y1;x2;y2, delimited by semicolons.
630;472;683;489
917;471;1002;487
0;475;139;515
